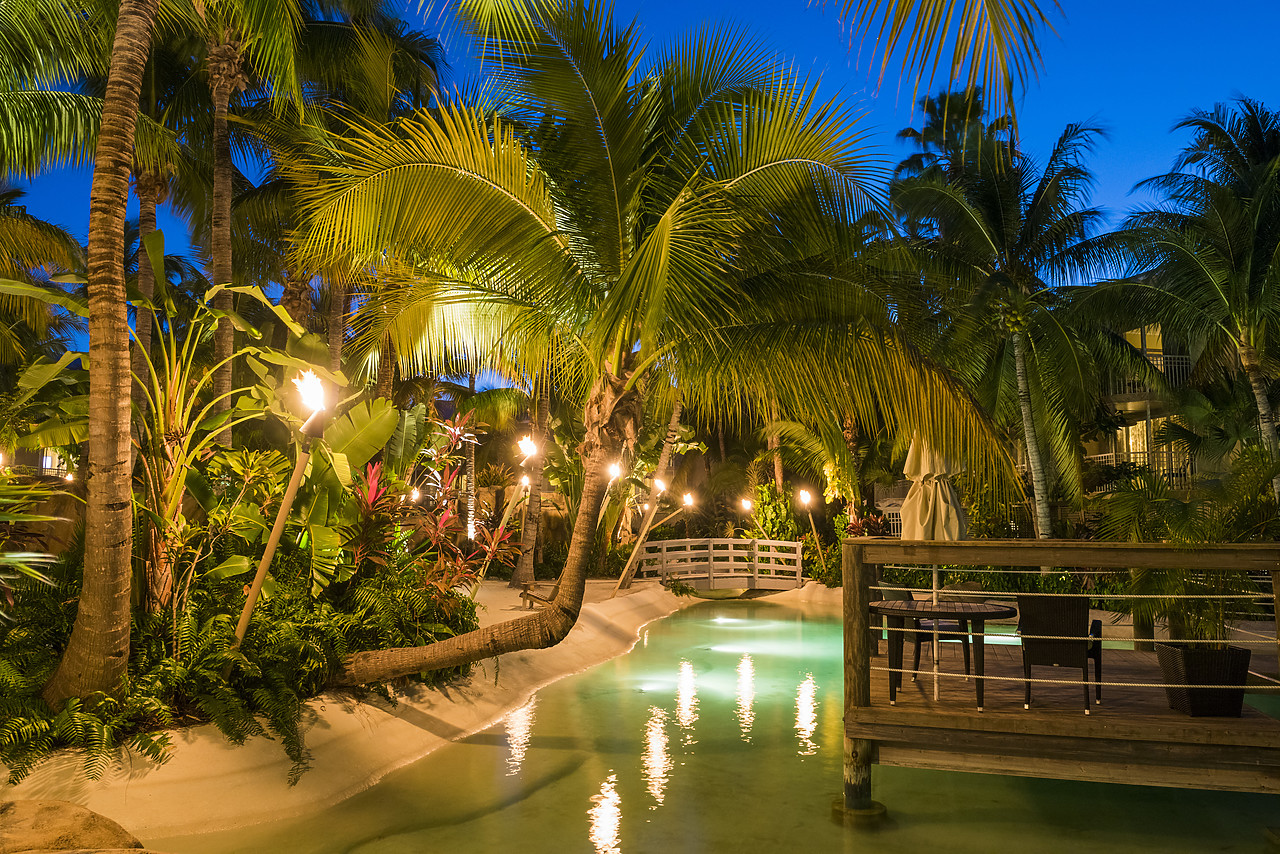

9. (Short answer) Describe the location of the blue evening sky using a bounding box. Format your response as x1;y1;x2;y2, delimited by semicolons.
16;0;1280;264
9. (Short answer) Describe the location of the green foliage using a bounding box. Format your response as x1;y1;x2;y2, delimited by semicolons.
0;402;499;786
745;482;800;541
1092;447;1278;643
0;474;59;620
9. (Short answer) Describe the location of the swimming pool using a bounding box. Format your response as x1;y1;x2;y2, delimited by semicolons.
151;601;1276;853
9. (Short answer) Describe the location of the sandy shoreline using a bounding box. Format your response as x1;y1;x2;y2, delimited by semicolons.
0;579;705;838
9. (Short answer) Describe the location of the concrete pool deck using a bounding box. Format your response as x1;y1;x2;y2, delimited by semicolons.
0;579;704;838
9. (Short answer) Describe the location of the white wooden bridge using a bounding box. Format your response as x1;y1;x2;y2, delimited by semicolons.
633;538;805;590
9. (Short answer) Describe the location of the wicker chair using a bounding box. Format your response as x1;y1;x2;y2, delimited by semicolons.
1016;595;1102;714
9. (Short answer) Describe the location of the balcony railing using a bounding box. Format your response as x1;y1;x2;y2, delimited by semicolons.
1107;354;1192;397
1085;449;1192;490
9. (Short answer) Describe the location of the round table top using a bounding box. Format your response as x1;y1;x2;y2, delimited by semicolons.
869;599;1017;621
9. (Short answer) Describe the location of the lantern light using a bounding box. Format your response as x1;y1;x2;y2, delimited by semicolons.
292;370;326;413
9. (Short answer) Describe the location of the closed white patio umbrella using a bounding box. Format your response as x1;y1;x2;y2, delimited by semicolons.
899;439;968;699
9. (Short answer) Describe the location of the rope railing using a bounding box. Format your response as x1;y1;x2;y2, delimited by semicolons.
873;622;1278;645
868;664;1256;692
872;584;1273;601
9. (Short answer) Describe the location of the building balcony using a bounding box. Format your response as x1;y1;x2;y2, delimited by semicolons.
1105;354;1191;399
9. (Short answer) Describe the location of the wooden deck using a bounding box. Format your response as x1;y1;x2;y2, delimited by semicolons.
848;637;1280;793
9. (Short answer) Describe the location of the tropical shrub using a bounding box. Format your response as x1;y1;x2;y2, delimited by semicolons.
0;406;506;785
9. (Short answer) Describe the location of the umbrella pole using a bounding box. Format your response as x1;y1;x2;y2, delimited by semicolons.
932;565;939;701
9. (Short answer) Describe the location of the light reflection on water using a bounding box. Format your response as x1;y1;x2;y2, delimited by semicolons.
794;672;818;756
735;654;755;741
503;696;536;776
641;707;672;807
675;659;698;739
587;773;621;854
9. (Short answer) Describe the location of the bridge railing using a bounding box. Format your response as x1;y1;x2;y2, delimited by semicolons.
635;538;804;587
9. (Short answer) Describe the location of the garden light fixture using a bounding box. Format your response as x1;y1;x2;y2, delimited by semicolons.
231;370;330;653
798;488;827;570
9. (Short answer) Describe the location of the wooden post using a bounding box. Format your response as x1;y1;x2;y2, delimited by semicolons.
837;541;886;825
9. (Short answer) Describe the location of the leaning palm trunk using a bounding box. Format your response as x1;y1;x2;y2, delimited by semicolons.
207;40;243;446
1012;330;1052;539
511;378;550;588
1240;342;1280;665
331;371;640;686
43;0;160;709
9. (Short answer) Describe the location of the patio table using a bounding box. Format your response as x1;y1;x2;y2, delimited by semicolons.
869;599;1017;711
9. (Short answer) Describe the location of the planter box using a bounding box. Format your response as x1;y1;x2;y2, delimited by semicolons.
1155;642;1251;717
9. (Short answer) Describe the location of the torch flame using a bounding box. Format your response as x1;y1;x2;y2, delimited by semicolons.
517;436;537;460
682;492;693;507
293;370;326;413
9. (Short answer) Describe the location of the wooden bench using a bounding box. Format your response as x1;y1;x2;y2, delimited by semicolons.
519;580;560;610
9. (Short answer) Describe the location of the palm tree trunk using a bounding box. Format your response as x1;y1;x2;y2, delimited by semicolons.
331;371;638;686
277;269;310;349
375;338;395;400
132;175;159;388
466;372;476;540
129;173;161;478
207;40;243;446
327;276;345;375
768;395;783;489
43;0;160;709
1240;344;1280;503
1240;342;1280;666
281;270;310;329
512;377;550;588
1012;330;1052;540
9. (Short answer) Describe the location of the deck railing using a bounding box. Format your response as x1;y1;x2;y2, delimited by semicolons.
1084;449;1194;489
837;538;1280;816
635;538;804;589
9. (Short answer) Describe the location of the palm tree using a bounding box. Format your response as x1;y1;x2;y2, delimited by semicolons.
1113;99;1280;502
42;0;163;709
893;121;1117;538
183;0;303;441
295;3;1003;686
832;0;1059;122
0;185;84;366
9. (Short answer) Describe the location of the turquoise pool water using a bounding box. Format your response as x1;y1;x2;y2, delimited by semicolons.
153;601;1276;853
